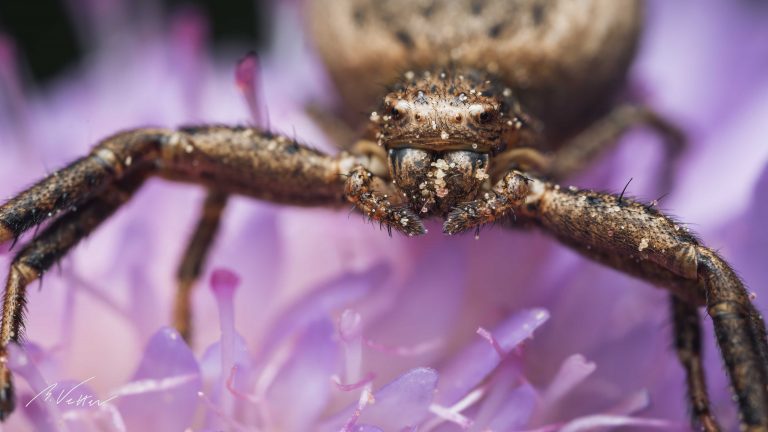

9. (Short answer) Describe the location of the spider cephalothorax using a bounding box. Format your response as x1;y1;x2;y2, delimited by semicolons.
371;69;524;154
370;69;526;215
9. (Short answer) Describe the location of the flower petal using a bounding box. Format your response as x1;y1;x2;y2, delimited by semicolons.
350;426;384;432
323;367;439;431
485;382;539;431
9;344;127;432
364;243;467;366
558;414;676;432
538;354;596;411
266;318;339;431
258;262;389;359
436;308;549;405
113;327;202;431
199;332;252;392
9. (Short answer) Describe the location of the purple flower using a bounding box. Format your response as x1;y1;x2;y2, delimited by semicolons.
1;0;767;430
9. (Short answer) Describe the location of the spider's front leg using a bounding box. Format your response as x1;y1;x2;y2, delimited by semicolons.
0;174;148;418
444;172;768;431
0;125;387;420
344;166;425;236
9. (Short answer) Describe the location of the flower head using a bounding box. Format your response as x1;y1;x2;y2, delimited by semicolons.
1;0;767;430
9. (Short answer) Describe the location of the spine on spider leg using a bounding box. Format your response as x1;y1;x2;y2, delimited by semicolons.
0;129;166;244
507;182;707;304
529;184;704;280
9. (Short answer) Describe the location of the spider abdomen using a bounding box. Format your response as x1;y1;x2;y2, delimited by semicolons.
309;0;642;143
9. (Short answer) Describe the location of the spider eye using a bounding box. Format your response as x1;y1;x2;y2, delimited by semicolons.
468;104;495;124
389;100;409;121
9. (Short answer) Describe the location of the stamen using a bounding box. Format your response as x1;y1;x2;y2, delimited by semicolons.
338;309;363;383
210;268;240;412
226;365;261;405
235;52;264;125
423;387;485;431
428;403;473;428
211;269;239;365
477;326;506;359
331;371;376;391
540;354;596;408
0;35;30;144
340;383;374;432
6;344;64;428
365;337;443;357
170;8;208;119
197;390;254;432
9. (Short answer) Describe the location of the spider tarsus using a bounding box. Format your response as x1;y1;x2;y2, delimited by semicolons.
394;206;425;236
0;368;14;422
443;203;480;235
0;225;12;245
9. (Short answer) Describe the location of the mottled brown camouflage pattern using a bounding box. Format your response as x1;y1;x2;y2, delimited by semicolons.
0;0;765;429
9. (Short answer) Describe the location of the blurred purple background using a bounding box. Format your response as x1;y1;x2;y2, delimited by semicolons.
1;0;767;430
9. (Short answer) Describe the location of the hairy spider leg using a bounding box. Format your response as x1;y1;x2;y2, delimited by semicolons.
0;174;147;419
0;126;370;420
551;104;685;192
445;171;768;430
344;166;425;236
672;295;720;432
174;189;229;343
492;104;685;190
